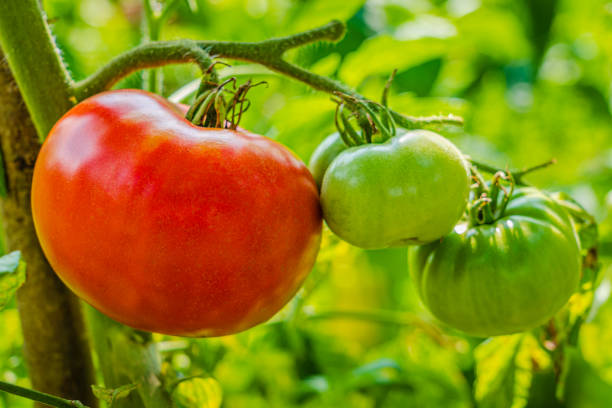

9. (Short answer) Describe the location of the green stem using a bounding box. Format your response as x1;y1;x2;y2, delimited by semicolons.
469;158;556;186
0;0;75;138
87;307;173;408
73;40;213;101
514;158;557;178
0;381;88;408
142;0;161;93
73;20;463;128
469;159;505;176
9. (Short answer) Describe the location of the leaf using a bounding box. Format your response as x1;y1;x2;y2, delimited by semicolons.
91;383;138;406
286;0;363;33
172;377;222;408
0;251;26;311
474;334;535;408
392;58;443;97
338;35;448;87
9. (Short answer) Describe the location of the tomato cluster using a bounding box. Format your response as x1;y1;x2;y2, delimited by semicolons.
32;88;581;339
310;127;581;337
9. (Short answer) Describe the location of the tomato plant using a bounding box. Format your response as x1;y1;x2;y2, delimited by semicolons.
320;129;471;249
30;89;323;337
409;187;581;337
1;1;608;406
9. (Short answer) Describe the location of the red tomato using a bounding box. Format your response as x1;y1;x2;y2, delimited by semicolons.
31;89;322;337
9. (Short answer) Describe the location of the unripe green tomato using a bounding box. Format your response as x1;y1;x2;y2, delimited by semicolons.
308;132;348;188
409;188;581;337
320;130;471;249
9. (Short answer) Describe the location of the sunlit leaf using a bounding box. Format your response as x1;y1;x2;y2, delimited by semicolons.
474;334;535;408
456;9;531;62
91;383;138;406
286;0;363;32
0;251;25;311
172;377;222;408
339;35;449;87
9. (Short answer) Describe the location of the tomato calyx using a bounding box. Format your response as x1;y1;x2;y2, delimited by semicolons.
185;62;267;129
332;93;399;146
331;71;400;147
467;157;560;226
468;169;515;226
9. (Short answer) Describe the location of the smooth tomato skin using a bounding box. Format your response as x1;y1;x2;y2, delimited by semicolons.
308;132;348;189
409;188;581;337
320;130;471;249
31;89;322;337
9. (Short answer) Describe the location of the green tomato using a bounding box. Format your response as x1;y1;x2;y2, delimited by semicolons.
409;187;581;337
321;129;471;249
308;132;348;188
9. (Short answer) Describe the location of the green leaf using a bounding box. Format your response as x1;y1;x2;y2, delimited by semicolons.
392;58;443;97
172;377;222;408
474;334;534;408
0;251;25;311
91;383;138;406
338;35;448;87
286;0;363;32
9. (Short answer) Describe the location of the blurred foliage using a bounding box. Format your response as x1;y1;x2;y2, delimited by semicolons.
1;0;612;406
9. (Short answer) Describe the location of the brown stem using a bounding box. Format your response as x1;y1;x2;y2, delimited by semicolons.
0;56;98;408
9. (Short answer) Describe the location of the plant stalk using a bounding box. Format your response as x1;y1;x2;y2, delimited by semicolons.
72;20;463;129
0;0;75;138
0;1;98;405
0;381;89;408
87;307;173;408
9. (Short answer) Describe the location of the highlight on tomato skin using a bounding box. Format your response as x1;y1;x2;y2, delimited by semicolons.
31;89;323;337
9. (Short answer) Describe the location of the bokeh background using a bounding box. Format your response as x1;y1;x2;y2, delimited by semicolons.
2;0;612;406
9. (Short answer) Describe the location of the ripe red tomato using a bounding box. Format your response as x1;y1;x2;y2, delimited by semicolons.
31;89;322;337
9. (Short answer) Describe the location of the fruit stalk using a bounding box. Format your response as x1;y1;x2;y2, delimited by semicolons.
72;21;463;129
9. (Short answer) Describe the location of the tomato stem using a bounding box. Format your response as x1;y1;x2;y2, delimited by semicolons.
381;68;397;108
71;21;463;130
0;380;89;408
513;158;557;179
467;167;514;226
469;158;556;186
73;40;214;101
0;0;75;137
